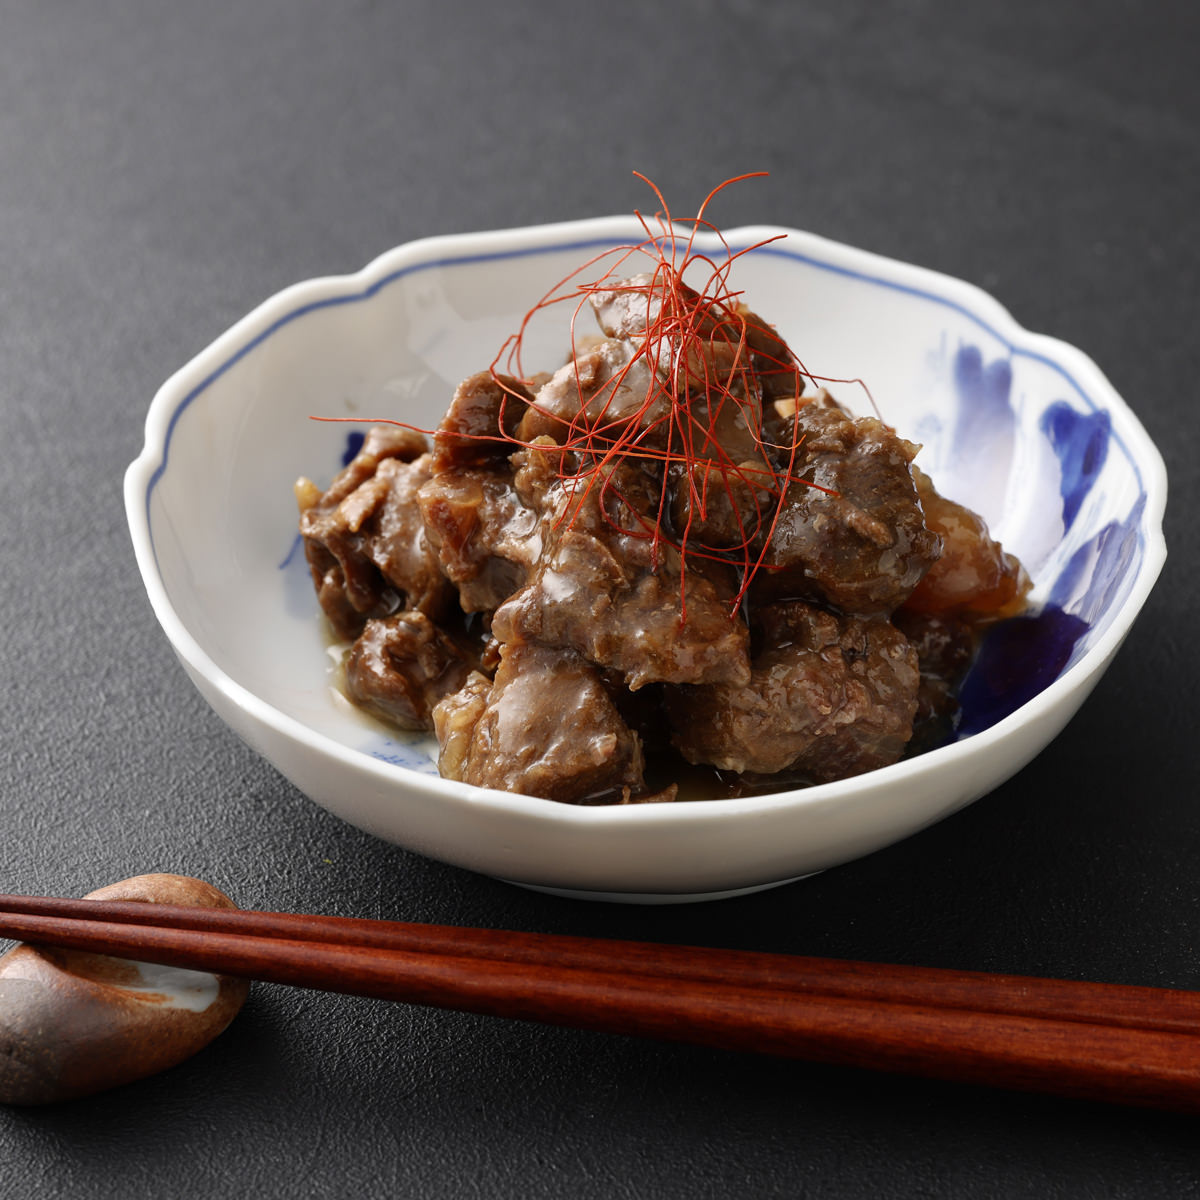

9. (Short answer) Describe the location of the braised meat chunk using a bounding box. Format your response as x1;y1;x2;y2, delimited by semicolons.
588;272;803;400
892;607;976;754
902;466;1030;620
296;426;453;640
432;642;648;804
757;390;941;615
491;458;751;690
665;602;919;782
516;337;664;448
418;467;539;613
344;610;482;731
418;374;543;614
431;371;531;472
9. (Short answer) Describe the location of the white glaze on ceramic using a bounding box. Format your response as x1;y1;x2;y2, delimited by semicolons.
84;958;221;1013
124;219;1167;902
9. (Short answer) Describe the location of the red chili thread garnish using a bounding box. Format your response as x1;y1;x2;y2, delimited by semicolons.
313;173;868;622
480;173;835;618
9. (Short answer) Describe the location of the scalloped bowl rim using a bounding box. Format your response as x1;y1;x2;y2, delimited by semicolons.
124;217;1168;851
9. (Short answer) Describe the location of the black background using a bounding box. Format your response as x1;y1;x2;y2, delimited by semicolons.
1;2;1197;1196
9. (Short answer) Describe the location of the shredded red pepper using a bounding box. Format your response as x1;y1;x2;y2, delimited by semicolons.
315;173;877;619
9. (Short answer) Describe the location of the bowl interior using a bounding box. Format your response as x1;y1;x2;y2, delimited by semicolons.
129;220;1164;861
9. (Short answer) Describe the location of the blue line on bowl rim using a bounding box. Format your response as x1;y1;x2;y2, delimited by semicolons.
140;233;1151;546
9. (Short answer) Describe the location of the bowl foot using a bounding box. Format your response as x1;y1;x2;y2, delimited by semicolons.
501;872;821;905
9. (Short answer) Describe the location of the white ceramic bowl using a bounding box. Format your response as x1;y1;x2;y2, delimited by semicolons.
125;218;1167;902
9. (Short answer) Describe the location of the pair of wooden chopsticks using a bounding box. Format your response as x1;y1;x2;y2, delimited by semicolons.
2;893;1198;1113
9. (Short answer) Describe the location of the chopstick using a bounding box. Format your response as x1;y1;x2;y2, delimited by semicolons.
3;894;1199;1113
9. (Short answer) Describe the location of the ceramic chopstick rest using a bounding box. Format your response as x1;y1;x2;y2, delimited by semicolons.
0;874;250;1105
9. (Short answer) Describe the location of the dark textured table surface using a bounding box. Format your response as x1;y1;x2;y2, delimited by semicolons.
1;2;1196;1196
